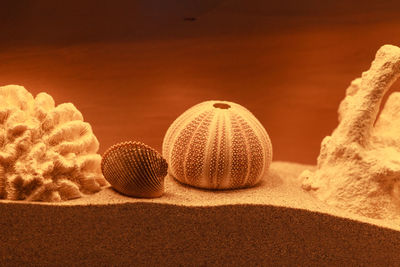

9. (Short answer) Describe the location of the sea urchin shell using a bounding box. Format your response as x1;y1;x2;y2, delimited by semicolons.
101;141;168;198
163;100;272;190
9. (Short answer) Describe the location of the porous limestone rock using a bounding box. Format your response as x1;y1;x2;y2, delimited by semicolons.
300;45;400;219
0;85;107;201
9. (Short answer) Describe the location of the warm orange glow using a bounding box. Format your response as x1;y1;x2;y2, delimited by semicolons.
1;1;400;167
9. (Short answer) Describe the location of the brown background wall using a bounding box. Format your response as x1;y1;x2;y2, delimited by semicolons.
1;0;400;164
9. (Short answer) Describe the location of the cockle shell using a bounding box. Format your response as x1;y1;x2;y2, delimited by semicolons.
101;141;168;198
162;100;273;190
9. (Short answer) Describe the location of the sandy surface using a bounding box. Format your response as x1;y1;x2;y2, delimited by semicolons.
1;161;399;265
4;161;399;230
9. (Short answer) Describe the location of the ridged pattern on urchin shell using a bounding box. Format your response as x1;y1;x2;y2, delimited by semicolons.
101;141;168;198
162;100;272;189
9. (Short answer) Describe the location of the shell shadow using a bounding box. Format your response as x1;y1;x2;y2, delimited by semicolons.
262;168;284;188
167;169;283;194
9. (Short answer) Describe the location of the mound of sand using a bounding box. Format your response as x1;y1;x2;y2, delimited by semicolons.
0;161;399;265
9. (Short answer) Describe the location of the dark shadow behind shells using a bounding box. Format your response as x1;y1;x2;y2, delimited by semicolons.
101;141;168;198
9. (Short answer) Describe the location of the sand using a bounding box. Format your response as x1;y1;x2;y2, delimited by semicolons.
1;161;399;266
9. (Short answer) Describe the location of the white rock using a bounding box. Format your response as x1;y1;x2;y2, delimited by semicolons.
0;85;107;201
300;45;400;219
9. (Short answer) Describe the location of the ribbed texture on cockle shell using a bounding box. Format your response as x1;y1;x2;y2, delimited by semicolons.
101;141;168;198
162;100;272;189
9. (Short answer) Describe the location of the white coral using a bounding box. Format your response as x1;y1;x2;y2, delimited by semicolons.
300;45;400;219
0;85;107;201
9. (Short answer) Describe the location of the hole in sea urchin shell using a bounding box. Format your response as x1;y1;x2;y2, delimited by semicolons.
213;103;231;109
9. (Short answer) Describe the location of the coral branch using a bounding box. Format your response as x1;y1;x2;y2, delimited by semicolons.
0;85;107;202
301;45;400;219
333;45;400;146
